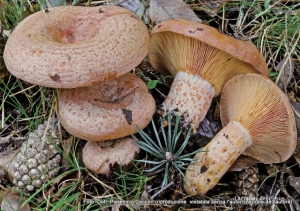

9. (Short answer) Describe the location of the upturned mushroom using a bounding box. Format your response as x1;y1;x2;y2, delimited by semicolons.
3;6;149;88
149;19;268;131
58;73;156;174
184;73;297;195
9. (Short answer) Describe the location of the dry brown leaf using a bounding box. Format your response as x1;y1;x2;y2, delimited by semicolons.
289;176;300;194
51;137;81;186
149;0;201;24
265;164;279;177
291;101;300;141
60;137;74;173
0;30;8;82
293;140;300;169
107;0;150;24
275;58;294;89
191;0;229;17
228;154;261;172
0;150;19;183
1;191;31;211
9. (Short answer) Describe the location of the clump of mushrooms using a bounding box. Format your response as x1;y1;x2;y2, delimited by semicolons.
4;6;149;88
58;73;156;174
3;6;153;175
149;19;268;131
184;73;297;195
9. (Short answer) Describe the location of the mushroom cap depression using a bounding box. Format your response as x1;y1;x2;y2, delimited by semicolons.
3;6;150;88
82;137;140;174
58;73;156;141
220;73;297;163
149;19;268;96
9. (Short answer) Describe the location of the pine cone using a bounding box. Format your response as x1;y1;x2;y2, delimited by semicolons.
234;165;260;210
235;165;259;198
12;117;61;192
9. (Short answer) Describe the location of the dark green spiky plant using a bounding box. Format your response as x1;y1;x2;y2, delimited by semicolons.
132;115;203;187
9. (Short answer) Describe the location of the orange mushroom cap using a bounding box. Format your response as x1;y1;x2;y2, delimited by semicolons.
184;73;297;195
58;73;156;141
149;19;268;131
3;6;150;88
150;19;268;78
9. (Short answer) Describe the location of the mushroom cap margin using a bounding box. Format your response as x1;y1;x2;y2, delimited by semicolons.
150;19;268;77
58;73;156;141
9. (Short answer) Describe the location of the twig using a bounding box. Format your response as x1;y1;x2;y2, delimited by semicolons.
151;181;175;199
0;136;27;145
279;162;300;210
0;125;29;145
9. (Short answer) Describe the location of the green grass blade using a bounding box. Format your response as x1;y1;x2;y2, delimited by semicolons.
162;162;169;187
166;114;172;152
133;140;164;158
151;118;164;150
172;115;180;152
143;161;167;173
135;125;163;154
160;117;168;150
174;126;192;157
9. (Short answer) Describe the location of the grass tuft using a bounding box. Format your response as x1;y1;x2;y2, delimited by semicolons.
132;114;203;187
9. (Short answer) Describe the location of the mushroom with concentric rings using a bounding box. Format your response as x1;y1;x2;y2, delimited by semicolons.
4;6;150;88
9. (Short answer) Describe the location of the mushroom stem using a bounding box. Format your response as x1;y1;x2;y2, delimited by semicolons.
184;121;252;195
161;71;215;131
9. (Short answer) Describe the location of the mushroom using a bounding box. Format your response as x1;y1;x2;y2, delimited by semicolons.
184;73;297;195
58;73;156;173
148;19;268;131
3;6;150;88
82;137;140;174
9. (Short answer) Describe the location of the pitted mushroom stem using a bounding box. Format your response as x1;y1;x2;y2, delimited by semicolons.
184;73;297;196
161;71;215;132
184;121;252;195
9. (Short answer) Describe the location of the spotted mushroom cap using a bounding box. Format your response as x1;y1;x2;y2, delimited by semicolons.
149;19;268;96
12;118;61;192
220;73;297;163
82;137;140;174
58;73;156;141
3;6;150;88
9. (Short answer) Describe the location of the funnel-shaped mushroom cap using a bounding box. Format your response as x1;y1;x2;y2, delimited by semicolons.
58;73;155;141
4;6;150;88
148;19;268;131
221;73;297;163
